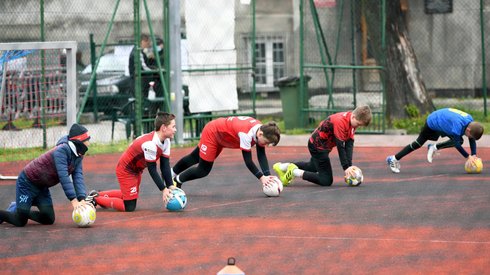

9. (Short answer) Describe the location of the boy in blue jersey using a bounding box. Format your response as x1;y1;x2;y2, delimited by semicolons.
0;124;92;227
386;108;484;173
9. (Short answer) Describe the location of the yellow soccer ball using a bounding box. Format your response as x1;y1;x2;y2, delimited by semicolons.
464;158;483;174
72;204;96;227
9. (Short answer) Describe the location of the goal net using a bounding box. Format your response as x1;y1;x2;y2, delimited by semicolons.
0;41;77;179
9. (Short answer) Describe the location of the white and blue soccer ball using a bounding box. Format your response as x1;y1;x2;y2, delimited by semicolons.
166;187;187;211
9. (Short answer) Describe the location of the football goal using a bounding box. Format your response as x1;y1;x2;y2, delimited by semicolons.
0;41;77;179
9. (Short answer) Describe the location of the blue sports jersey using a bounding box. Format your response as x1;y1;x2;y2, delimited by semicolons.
427;108;476;158
427;108;473;138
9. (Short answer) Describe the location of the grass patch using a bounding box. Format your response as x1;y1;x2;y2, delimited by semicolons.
0;147;48;163
0;139;198;163
0;118;63;130
257;114;312;135
3;107;487;162
393;107;490;134
0;140;131;163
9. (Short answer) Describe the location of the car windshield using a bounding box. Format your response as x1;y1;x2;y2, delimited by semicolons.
82;53;128;75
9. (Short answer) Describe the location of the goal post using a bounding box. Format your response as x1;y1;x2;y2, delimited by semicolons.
0;41;78;127
0;41;77;179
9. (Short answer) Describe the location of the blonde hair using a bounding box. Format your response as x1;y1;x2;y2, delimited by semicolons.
353;105;372;126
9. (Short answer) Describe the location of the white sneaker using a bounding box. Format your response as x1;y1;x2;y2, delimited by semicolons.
427;144;437;163
386;155;400;173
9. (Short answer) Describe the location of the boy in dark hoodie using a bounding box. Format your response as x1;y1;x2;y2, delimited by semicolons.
0;124;92;227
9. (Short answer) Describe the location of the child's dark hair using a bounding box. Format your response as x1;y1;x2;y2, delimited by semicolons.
155;112;176;131
260;121;281;146
469;121;484;140
141;33;150;41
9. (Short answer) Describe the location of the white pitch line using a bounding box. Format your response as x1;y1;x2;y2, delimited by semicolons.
185;198;264;212
183;187;343;212
250;234;490;245
26;189;343;231
0;174;18;180
389;173;448;183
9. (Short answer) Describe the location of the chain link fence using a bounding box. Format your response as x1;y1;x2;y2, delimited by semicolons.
300;0;385;133
300;0;488;132
0;0;259;177
181;0;255;138
1;0;164;151
408;1;489;112
1;0;489;169
0;0;257;147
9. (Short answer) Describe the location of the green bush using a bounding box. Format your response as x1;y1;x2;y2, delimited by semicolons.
392;115;427;134
393;105;490;134
0;140;131;163
404;104;420;118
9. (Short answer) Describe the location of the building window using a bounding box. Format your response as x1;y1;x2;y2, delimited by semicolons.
252;36;285;87
255;42;267;84
273;42;285;80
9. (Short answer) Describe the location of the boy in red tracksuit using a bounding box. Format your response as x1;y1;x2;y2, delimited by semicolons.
90;112;176;212
172;116;281;189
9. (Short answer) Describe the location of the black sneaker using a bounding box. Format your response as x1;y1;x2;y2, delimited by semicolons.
0;202;16;224
85;190;99;207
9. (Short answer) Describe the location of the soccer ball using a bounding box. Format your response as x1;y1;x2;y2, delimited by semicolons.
263;176;283;197
344;167;363;187
464;158;483;174
166;187;187;211
72;204;96;227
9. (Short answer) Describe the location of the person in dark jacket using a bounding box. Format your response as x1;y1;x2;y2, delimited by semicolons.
0;124;92;227
128;33;157;99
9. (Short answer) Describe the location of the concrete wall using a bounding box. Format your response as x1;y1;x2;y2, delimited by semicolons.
294;0;488;95
0;0;163;65
408;1;486;96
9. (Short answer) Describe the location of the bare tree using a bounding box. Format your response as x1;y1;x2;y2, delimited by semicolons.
363;0;434;123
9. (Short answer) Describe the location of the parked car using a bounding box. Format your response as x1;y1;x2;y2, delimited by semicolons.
79;52;132;116
79;48;189;119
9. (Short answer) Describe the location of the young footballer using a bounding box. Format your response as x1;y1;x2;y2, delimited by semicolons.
273;105;372;186
89;112;176;211
0;124;92;227
172;116;281;188
386;108;484;173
